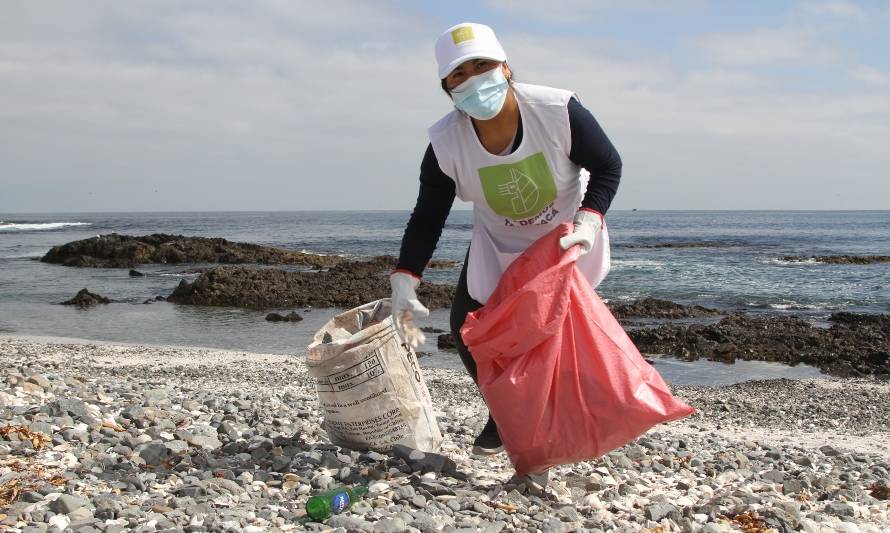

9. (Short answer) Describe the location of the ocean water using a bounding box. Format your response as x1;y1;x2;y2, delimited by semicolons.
1;211;887;384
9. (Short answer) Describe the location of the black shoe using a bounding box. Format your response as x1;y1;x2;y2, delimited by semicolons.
471;415;504;455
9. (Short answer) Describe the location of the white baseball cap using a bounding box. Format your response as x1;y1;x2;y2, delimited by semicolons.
434;22;507;79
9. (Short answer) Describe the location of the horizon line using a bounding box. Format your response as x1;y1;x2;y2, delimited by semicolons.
2;208;889;216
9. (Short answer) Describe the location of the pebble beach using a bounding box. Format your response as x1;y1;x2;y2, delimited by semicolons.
1;337;888;532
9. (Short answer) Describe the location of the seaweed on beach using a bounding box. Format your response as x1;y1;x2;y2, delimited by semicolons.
0;457;67;508
0;425;51;449
723;511;772;533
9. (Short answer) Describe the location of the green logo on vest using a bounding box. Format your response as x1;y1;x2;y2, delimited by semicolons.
478;152;557;220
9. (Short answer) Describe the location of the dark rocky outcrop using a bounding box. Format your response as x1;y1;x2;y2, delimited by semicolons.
427;259;462;269
780;255;890;265
129;269;144;277
628;313;890;378
437;333;457;352
60;289;111;307
167;256;455;310
41;234;342;269
621;242;727;249
608;298;722;320
265;311;303;323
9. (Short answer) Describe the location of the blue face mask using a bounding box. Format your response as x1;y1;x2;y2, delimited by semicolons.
450;67;509;120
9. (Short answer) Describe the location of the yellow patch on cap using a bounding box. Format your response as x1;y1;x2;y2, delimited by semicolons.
451;26;475;45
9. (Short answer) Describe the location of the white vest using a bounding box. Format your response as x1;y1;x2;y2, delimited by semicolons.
429;83;610;303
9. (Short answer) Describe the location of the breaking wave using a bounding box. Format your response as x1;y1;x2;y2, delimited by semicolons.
0;221;92;232
611;259;666;270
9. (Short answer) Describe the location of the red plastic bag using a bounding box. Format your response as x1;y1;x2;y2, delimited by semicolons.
460;222;694;475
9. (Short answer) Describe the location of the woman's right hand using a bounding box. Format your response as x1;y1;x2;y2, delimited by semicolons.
390;271;430;348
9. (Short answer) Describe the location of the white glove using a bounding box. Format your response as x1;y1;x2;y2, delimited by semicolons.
389;271;430;349
559;209;604;256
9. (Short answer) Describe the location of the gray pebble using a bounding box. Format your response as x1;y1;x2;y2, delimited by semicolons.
49;494;89;514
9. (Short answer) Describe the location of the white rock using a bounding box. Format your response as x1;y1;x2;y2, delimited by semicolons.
366;451;387;461
369;481;390;493
693;513;708;523
409;449;425;460
581;494;604;509
716;471;739;484
676;496;695;507
49;514;70;532
835;522;860;533
85;403;102;418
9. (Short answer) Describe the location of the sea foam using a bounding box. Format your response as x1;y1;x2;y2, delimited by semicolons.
0;222;92;232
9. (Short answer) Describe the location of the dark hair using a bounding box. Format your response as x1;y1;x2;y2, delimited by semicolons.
440;64;514;96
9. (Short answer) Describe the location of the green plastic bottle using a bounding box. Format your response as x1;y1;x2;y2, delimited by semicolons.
305;485;370;521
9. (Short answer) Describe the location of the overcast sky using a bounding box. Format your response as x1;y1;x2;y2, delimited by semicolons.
1;0;888;212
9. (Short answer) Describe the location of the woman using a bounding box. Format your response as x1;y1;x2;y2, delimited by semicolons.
390;22;622;487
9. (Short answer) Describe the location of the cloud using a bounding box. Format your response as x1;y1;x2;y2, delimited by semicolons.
0;2;887;212
799;0;866;19
503;31;890;208
694;28;840;66
850;65;890;87
0;1;451;211
482;0;700;23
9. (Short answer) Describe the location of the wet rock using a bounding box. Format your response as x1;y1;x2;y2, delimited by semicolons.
780;255;890;265
168;260;454;310
427;259;461;269
609;297;722;320
438;333;457;352
129;270;144;277
265;311;303;323
43;233;343;269
60;289;111;307
629;312;890;377
623;241;727;249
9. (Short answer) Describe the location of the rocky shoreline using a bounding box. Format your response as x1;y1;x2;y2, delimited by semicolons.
0;338;888;532
779;255;890;265
166;260;455;311
628;313;890;378
41;234;343;269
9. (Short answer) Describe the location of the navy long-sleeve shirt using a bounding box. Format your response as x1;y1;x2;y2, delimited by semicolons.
397;97;621;277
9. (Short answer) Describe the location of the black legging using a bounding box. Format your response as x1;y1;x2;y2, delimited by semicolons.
449;249;484;385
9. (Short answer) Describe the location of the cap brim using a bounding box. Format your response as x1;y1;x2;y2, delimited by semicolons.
439;52;508;79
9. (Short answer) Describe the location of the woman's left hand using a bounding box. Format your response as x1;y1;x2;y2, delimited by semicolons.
559;208;603;256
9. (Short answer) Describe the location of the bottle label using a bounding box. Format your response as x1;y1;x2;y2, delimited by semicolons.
331;492;350;513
